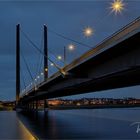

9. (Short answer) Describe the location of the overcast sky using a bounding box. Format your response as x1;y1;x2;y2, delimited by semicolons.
0;0;140;101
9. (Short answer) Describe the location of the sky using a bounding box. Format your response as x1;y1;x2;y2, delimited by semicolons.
0;0;140;101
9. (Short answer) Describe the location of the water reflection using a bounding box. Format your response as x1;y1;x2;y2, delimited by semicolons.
18;111;79;139
18;119;37;140
17;109;140;139
0;111;36;140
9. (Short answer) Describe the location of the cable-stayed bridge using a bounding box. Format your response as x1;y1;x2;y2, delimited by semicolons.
17;17;140;109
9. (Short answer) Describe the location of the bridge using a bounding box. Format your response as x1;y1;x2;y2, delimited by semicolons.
17;17;140;109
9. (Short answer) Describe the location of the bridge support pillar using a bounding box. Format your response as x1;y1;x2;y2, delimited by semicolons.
44;25;48;80
44;99;48;111
32;101;34;110
16;24;20;105
35;101;38;110
31;102;33;110
27;103;29;110
28;103;31;110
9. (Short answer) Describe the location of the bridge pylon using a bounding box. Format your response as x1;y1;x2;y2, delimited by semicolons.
44;25;48;80
16;24;20;104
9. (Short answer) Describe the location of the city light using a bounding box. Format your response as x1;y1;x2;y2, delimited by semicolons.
68;44;75;51
35;78;37;81
57;55;62;60
41;72;44;75
60;69;66;75
50;63;54;66
45;68;48;72
83;27;94;37
35;86;38;91
110;0;124;14
37;76;40;79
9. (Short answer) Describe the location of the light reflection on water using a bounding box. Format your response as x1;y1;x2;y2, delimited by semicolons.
0;109;139;139
17;108;140;140
0;111;36;140
18;119;38;140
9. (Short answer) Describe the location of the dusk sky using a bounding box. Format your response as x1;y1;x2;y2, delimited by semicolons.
0;0;140;101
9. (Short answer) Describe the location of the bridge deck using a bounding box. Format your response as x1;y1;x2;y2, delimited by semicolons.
20;17;140;102
42;16;140;87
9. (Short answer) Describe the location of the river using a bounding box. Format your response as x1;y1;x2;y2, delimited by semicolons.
0;108;140;139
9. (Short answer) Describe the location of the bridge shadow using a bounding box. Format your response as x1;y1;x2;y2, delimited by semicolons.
16;110;96;139
17;110;58;139
16;109;140;140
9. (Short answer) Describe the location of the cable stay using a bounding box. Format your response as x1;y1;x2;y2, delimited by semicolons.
21;29;66;76
20;65;29;96
21;51;40;95
21;52;34;82
35;31;43;78
20;69;26;93
48;28;93;49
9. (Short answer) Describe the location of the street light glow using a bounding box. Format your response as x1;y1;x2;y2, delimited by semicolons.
83;27;94;37
35;86;38;91
45;68;48;72
110;0;124;14
68;44;75;51
60;69;66;76
50;63;54;66
57;55;62;60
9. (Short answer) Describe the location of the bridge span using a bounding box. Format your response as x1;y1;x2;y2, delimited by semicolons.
19;17;140;104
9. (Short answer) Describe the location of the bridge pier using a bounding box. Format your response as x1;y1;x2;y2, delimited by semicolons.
27;103;30;110
30;102;32;110
32;101;35;110
44;99;48;111
35;100;38;110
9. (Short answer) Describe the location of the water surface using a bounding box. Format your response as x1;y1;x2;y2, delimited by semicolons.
17;108;140;140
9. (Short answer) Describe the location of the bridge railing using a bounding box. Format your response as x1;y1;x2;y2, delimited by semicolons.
63;16;140;72
36;17;140;89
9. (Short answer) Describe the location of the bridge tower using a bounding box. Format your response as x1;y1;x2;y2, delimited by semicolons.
44;25;48;80
16;24;20;104
44;25;48;111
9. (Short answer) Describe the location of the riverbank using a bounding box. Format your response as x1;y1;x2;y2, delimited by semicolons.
48;104;140;110
0;104;13;111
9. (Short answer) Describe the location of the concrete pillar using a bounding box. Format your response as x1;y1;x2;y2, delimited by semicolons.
33;101;35;110
36;100;38;110
44;99;48;111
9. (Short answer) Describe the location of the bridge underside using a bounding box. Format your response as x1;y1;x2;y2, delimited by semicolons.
20;31;140;103
23;66;140;102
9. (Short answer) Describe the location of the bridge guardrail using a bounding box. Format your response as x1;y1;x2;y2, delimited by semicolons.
64;16;140;72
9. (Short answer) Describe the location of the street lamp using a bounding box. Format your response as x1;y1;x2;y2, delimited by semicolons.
64;44;76;66
68;44;75;51
50;63;54;66
45;68;48;72
110;0;124;15
57;55;62;60
83;27;94;37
